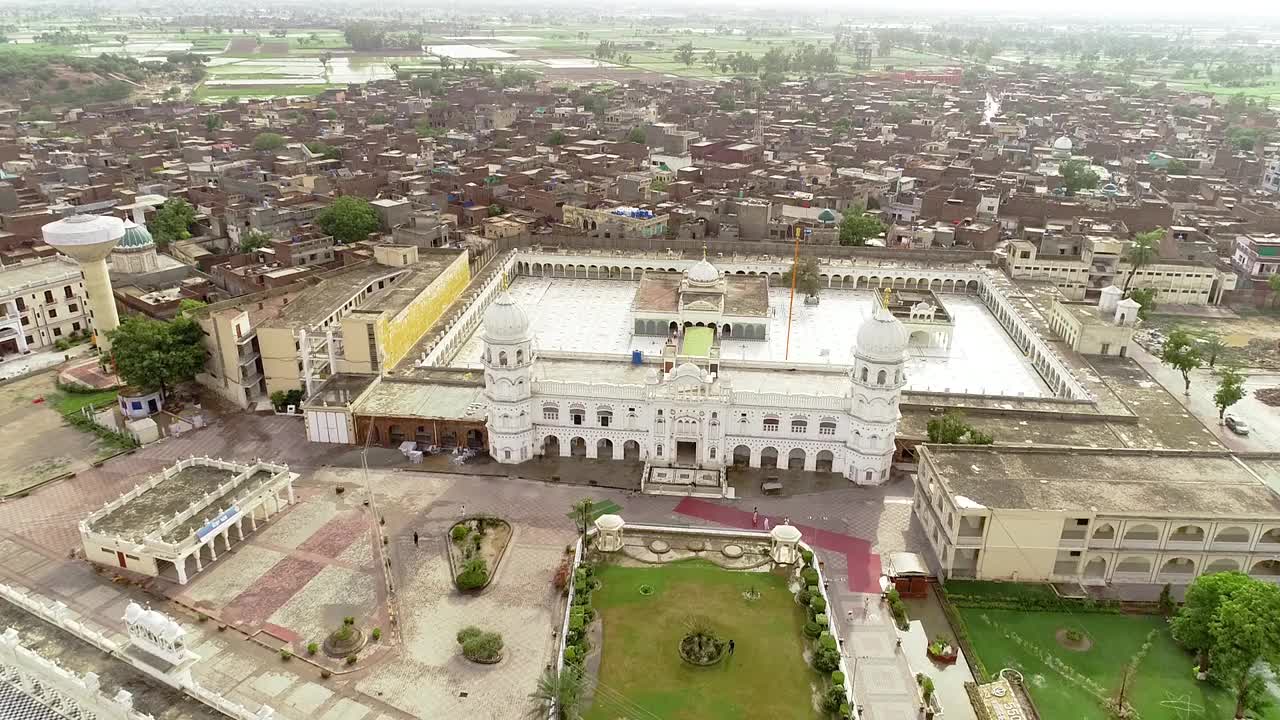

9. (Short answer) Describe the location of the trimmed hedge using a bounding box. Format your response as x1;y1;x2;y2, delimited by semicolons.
944;579;1121;614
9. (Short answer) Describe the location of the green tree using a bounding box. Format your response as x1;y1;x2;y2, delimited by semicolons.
1201;332;1226;368
177;298;206;316
1269;273;1280;308
1209;580;1280;718
204;113;222;133
1166;158;1189;174
1161;328;1203;395
674;42;695;66
106;315;206;399
788;257;821;298
570;498;595;541
252;132;286;152
316;196;380;244
548;130;567;146
526;666;585;720
926;410;995;445
1059;159;1100;194
487;204;503;217
1214;367;1246;421
239;229;272;252
626;127;646;144
838;209;885;246
148;198;196;248
369;112;390;125
1122;228;1163;293
1128;287;1157;320
305;141;340;160
1173;571;1254;675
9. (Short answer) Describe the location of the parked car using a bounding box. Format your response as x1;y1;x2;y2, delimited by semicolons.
1225;416;1251;436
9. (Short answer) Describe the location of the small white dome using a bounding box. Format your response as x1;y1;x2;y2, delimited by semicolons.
482;291;531;344
855;302;908;362
1053;135;1074;152
686;258;721;285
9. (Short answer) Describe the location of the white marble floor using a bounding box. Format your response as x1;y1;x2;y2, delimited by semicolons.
452;277;1051;398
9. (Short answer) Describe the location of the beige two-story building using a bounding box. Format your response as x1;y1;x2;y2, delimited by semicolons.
915;445;1280;587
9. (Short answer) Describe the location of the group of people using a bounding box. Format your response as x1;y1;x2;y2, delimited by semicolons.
750;507;788;529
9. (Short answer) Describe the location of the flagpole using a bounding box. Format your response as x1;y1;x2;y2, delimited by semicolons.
784;231;799;361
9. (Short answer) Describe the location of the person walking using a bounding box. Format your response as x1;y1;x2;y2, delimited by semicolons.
763;517;771;531
412;531;419;547
782;515;790;526
728;639;735;656
751;507;759;527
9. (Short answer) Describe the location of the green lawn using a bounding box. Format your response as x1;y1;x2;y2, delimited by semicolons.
52;388;118;416
960;608;1279;720
585;560;819;720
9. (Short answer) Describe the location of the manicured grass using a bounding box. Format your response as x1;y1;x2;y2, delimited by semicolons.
959;608;1279;720
52;388;118;417
585;560;819;720
566;499;622;523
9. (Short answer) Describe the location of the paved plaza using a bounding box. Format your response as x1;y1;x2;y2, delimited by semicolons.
453;277;1051;397
0;412;928;720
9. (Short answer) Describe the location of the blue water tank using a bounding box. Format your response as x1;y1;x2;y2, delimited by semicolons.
631;350;643;365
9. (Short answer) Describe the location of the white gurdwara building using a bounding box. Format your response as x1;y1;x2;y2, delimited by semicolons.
481;264;909;486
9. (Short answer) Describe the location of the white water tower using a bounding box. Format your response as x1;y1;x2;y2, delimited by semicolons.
42;214;125;352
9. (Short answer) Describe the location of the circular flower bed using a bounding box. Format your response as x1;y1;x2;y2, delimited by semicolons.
456;626;504;664
322;620;366;658
678;616;727;667
638;584;655;596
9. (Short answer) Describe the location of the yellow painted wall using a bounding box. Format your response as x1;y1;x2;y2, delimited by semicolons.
978;510;1066;581
379;253;471;369
258;326;301;397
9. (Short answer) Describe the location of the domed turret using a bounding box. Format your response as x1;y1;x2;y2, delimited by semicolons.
1052;135;1074;158
686;257;721;285
855;302;908;362
118;220;155;249
482;291;531;344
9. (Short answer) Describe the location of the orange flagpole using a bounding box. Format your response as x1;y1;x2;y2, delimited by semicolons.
784;232;800;361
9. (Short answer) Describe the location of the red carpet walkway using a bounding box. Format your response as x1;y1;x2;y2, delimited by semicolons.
673;497;882;592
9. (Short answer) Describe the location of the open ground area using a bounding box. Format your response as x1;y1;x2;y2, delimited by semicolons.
585;560;818;720
453;277;1051;397
0;370;116;497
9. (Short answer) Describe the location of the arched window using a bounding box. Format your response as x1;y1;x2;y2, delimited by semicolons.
709;447;717;459
543;404;559;421
763;417;780;432
819;420;837;435
516;349;524;364
597;410;613;427
876;369;887;385
656;444;663;456
499;350;508;367
791;419;807;434
860;367;869;382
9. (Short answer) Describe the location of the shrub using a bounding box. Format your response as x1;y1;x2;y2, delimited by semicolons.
197;614;208;622
456;556;489;590
801;568;819;586
343;616;355;626
803;620;822;639
564;645;579;663
822;686;847;713
451;525;469;543
280;649;292;661
456;626;484;644
920;674;935;700
306;642;318;655
371;627;382;641
812;645;841;673
815;613;828;627
831;670;845;685
1065;628;1084;643
801;549;814;566
345;654;357;665
819;632;837;650
461;631;504;662
810;595;827;614
796;587;812;606
320;669;332;679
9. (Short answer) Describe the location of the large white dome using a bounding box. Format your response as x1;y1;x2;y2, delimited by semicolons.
686;258;721;285
1053;135;1074;152
855;302;908;362
483;291;531;343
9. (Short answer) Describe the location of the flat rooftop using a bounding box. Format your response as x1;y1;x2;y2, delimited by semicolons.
453;276;1051;398
272;262;408;329
926;446;1280;516
0;598;225;720
356;378;484;419
0;256;80;295
89;463;275;543
359;250;463;316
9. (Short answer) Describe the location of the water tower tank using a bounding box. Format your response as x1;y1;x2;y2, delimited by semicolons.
41;214;126;352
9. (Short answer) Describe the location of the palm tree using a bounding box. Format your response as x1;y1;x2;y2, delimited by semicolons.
1122;228;1162;294
1200;333;1226;368
570;498;595;540
526;666;584;720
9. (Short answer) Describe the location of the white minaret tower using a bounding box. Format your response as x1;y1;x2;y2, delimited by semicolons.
482;290;535;464
845;292;908;486
42;214;125;352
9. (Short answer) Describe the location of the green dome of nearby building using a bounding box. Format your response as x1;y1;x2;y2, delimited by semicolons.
818;209;836;223
119;221;154;249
